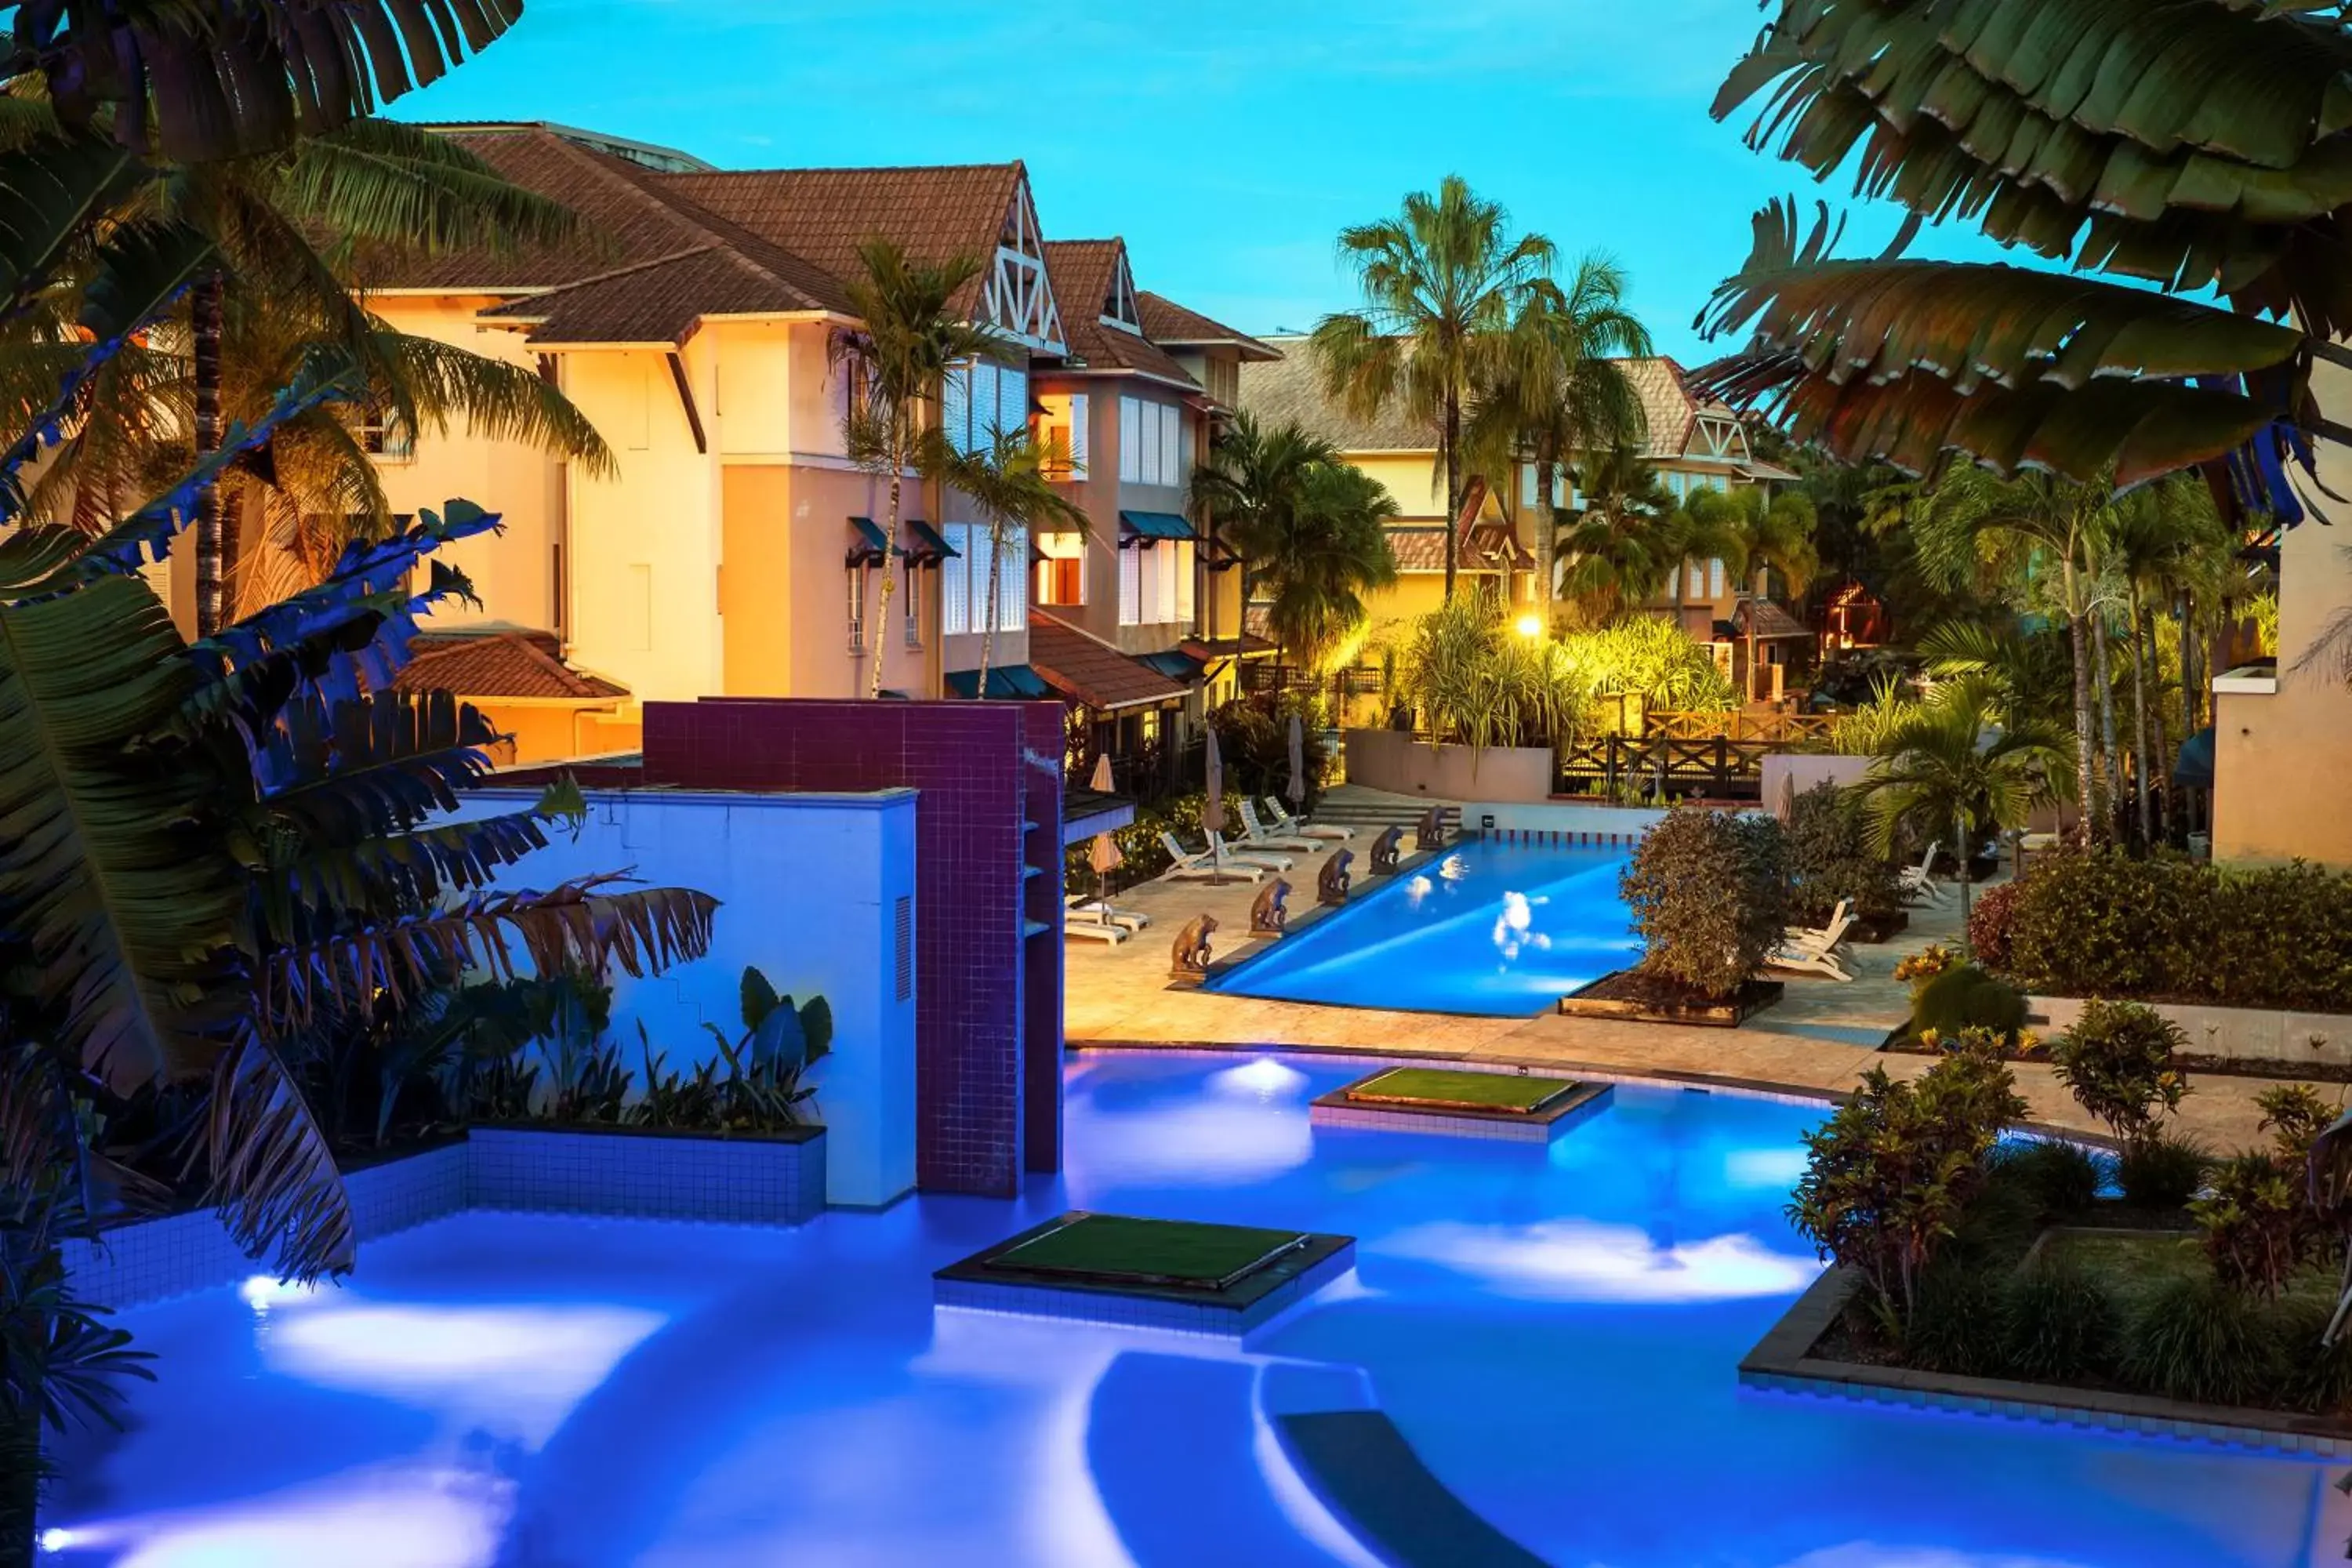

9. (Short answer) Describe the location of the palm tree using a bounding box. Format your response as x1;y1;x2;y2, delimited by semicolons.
1554;445;1677;623
2104;478;2230;844
1695;8;2351;513
1311;175;1557;601
1191;412;1401;672
1853;676;2069;932
1464;256;1651;612
1906;466;2113;837
1719;482;1819;702
926;425;1089;695
829;238;993;698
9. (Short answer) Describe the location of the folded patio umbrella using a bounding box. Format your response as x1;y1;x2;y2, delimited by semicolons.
1775;771;1796;823
1089;827;1123;904
1287;713;1307;807
1203;725;1226;836
1089;751;1115;795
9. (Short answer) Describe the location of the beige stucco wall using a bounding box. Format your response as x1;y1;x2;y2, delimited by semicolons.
370;298;565;633
2213;358;2352;869
1342;727;1554;802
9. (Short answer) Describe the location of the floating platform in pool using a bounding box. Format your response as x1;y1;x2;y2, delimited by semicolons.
1311;1066;1611;1142
934;1211;1356;1335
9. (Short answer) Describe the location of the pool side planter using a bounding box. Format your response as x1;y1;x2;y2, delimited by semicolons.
1311;1066;1613;1142
470;1120;828;1226
935;1210;1356;1336
1740;1265;2352;1458
1559;970;1783;1029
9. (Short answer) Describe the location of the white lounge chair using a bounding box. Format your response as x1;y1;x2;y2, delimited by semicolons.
1263;797;1352;840
1899;842;1944;904
1068;895;1150;931
1156;831;1265;884
1237;799;1326;853
1784;899;1854;959
1766;942;1853;981
1207;829;1294;873
1063;916;1129;944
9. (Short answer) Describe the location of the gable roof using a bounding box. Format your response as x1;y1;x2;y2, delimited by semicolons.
1041;240;1198;389
392;630;628;700
1137;292;1280;361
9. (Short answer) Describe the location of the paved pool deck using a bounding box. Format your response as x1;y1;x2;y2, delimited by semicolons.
1065;841;2286;1155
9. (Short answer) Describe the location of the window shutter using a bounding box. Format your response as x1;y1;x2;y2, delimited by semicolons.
1000;528;1028;630
1119;397;1142;483
942;367;971;456
1709;558;1725;597
999;364;1028;437
1120;546;1141;624
1160;405;1179;485
1069;394;1089;477
942;528;970;635
1155;545;1177;622
1175;539;1195;622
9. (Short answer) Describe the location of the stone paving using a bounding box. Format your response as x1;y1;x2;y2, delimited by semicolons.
1065;837;2288;1153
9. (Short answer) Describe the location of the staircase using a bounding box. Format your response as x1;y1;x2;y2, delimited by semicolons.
1308;785;1461;837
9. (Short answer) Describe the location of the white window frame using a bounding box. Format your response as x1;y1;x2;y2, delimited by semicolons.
942;529;971;636
1119;397;1142;484
848;565;868;652
1119;546;1142;625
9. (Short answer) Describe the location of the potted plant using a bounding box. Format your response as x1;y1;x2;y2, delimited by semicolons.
1562;805;1789;1025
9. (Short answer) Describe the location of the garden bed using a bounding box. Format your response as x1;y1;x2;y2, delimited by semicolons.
1559;970;1783;1028
935;1210;1356;1334
1878;1031;2352;1084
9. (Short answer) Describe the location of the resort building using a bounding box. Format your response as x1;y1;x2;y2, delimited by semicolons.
2211;354;2352;869
343;122;1268;765
1237;345;1802;694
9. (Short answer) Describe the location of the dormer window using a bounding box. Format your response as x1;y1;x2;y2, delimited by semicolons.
1101;249;1141;334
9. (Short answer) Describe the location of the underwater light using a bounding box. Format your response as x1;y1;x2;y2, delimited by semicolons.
38;1527;73;1554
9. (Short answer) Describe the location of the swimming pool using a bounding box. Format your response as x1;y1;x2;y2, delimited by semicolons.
1207;837;1641;1016
44;1052;2333;1566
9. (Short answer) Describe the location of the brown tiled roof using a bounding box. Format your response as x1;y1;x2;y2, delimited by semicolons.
1466;521;1534;570
1181;631;1277;659
1136;292;1280;361
1388;528;1447;572
1239;343;1740;463
661;163;1026;319
1388;526;1522;574
1732;598;1813;640
1028;612;1190;711
481;245;825;346
1041;241;1198;389
392;631;628;700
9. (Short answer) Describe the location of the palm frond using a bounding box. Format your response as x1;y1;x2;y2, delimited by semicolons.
284;118;591;259
365;328;616;477
203;1029;351;1280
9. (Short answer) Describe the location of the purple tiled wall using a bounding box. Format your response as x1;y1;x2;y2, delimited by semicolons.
643;699;1061;1196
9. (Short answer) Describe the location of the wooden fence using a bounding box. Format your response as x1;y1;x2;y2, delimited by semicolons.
1644;710;1837;745
1555;736;1778;800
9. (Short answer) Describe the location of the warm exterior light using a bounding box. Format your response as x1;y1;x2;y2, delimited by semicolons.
1514;614;1544;639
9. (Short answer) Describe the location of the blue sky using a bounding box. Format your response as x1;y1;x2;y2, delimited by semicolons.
400;0;1991;364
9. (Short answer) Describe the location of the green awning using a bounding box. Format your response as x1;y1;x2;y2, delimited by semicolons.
905;518;958;562
946;664;1051;699
1119;510;1195;546
1138;650;1203;682
847;516;891;567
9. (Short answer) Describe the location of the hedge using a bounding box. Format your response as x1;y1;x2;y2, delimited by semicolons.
1995;851;2352;1011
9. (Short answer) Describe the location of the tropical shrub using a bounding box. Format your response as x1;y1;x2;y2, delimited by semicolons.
1893;944;1958;988
1910;965;2029;1045
2001;1255;2119;1383
2118;1275;2274;1407
1787;1051;2026;1318
1621;807;1789;998
1207;694;1329;808
2258;1084;2338;1164
1965;877;2026;972
2052;1000;2191;1150
1993;1138;2105;1216
1063;793;1207;895
2267;1295;2352;1414
2001;852;2352;1011
2194;1153;2311;1299
1901;1263;2005;1375
2115;1135;2210;1210
1785;781;1902;924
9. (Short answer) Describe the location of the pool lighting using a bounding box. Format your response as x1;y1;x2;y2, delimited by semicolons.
240;1276;316;1312
38;1527;74;1554
1513;613;1544;639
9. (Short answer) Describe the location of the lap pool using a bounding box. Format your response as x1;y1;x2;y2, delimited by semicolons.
44;1052;2334;1566
1207;838;1641;1016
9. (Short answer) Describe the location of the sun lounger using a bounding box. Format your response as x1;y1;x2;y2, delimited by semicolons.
1069;895;1150;931
1899;842;1944;904
1766;942;1853;981
1063;916;1129;944
1263;797;1352;840
1207;829;1294;873
1156;831;1265;884
1783;900;1854;959
1236;799;1326;853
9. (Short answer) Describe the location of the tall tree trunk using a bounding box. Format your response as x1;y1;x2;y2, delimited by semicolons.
2091;607;2122;841
192;274;225;637
2129;590;2155;848
1441;389;1460;603
1956;817;1973;941
1748;564;1765;704
976;520;1004;698
869;454;902;699
2063;562;2100;840
1531;445;1555;625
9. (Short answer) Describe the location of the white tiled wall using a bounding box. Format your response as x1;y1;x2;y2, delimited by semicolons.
64;1129;826;1308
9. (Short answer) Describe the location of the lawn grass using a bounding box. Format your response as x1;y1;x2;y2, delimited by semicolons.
2043;1229;2339;1308
1342;1067;1578;1114
994;1213;1308;1286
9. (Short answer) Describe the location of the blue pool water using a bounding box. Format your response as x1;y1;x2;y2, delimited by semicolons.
1208;839;1641;1015
45;1052;2335;1566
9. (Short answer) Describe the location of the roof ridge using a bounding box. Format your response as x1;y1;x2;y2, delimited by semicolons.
666;159;1025;178
1032;607;1139;657
572;149;840;311
490;242;724;300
